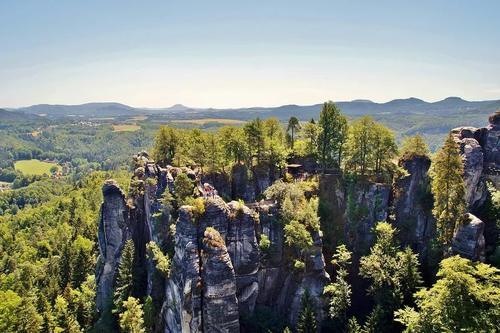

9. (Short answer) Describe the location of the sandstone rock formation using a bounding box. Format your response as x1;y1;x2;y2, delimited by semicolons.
393;155;435;255
201;228;240;333
96;180;128;314
452;213;486;261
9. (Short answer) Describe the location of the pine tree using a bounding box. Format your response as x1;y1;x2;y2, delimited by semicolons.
430;133;466;246
71;248;93;288
297;289;317;333
59;244;73;289
400;134;429;159
119;297;145;333
324;245;352;327
114;239;135;313
143;296;154;333
287;116;301;149
318;101;348;170
244;118;266;164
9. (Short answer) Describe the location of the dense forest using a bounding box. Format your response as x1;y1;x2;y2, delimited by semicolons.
0;102;499;332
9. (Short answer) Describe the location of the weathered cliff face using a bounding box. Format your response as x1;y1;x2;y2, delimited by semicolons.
451;127;487;210
346;181;391;254
483;111;500;187
452;213;486;261
451;111;500;209
393;156;435;255
162;207;203;333
201;228;240;333
226;201;260;315
96;180;128;315
231;163;255;202
318;173;347;256
450;111;499;260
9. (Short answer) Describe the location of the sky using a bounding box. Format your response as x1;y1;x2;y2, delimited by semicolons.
1;1;499;108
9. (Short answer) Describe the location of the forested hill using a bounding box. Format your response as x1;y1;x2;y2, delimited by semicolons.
10;97;500;120
0;108;40;122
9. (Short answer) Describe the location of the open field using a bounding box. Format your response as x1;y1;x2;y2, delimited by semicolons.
112;124;141;132
14;159;61;175
171;118;246;125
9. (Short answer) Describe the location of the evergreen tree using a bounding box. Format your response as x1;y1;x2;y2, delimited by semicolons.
153;126;180;166
143;296;154;333
430;133;466;246
400;134;430;159
297;289;317;333
287;116;301;149
173;172;194;206
114;239;135;313
59;244;73;289
53;295;82;333
359;222;421;331
345;116;397;178
244;118;266;164
302;119;320;157
119;297;145;333
318;101;348;170
395;256;500;332
324;245;352;329
219;126;249;164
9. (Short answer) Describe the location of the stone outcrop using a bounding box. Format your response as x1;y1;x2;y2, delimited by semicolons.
346;180;391;254
96;180;128;314
393;156;435;255
483;111;500;186
201;228;240;333
452;213;485;261
231;163;255;202
162;207;202;333
451;110;500;209
451;127;487;210
96;109;498;331
226;201;260;314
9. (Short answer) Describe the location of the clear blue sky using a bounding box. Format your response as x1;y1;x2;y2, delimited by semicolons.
1;1;499;108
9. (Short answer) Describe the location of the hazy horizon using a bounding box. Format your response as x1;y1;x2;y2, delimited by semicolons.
1;1;499;108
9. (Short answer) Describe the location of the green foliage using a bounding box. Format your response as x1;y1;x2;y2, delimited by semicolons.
297;289;317;333
301;119;320;157
324;245;352;325
318;101;348;169
287;116;301;150
143;296;154;333
360;222;422;331
173;172;194;205
347;317;363;333
400;134;430;159
284;220;313;250
153;126;180;166
219;126;249;164
244;118;266;163
395;256;500;332
264;180;305;207
293;259;306;271
0;290;43;333
146;241;171;278
345;116;398;178
0;171;122;331
119;297;145;333
430;133;466;246
114;239;135;313
184;197;205;222
259;234;271;252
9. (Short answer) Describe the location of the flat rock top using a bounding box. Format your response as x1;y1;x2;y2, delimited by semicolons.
102;179;124;197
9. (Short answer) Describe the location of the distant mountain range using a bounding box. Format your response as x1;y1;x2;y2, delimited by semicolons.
0;108;40;121
7;97;500;121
